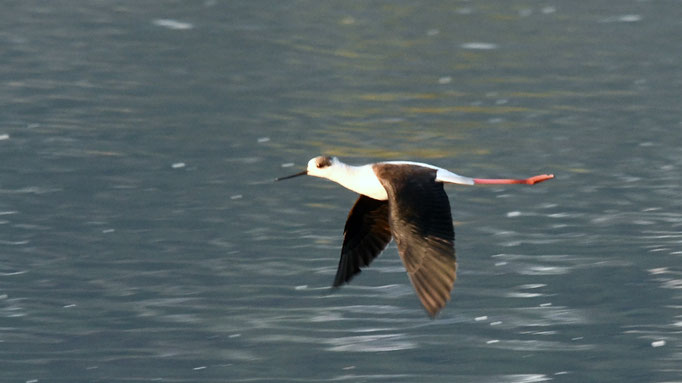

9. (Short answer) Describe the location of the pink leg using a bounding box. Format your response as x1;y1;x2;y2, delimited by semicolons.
473;174;554;185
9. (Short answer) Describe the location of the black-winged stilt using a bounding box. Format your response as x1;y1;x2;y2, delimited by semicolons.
277;156;553;317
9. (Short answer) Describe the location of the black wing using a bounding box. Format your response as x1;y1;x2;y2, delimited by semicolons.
374;164;457;318
333;195;392;287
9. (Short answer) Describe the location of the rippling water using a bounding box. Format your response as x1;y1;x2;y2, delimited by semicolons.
1;1;680;382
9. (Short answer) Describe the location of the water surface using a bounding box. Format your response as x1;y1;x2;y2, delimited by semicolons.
1;1;681;382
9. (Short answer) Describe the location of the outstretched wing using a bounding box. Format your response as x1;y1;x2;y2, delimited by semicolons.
374;164;457;318
333;195;392;287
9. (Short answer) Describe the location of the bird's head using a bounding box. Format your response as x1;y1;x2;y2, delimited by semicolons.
275;156;341;181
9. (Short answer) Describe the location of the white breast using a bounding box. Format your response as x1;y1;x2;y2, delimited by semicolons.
333;164;389;200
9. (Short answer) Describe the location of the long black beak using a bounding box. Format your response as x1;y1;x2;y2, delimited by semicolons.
275;170;307;181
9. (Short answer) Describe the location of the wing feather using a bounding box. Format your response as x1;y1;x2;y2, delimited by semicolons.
333;195;391;287
374;164;457;318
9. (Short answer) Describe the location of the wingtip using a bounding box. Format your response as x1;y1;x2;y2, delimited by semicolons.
332;271;357;289
421;302;445;319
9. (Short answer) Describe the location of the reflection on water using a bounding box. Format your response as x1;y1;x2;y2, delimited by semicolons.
2;1;681;382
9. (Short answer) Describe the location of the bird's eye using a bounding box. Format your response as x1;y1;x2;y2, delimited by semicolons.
316;156;332;168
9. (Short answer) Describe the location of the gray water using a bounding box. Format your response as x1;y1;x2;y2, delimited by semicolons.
1;1;681;382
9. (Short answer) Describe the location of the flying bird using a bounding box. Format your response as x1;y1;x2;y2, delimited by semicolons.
277;156;553;317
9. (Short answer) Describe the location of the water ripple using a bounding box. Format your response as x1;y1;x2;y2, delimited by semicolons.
325;333;417;352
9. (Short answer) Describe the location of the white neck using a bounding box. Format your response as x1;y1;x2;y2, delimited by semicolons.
323;162;388;200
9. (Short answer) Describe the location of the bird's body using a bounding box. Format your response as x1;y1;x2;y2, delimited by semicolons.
277;156;553;317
